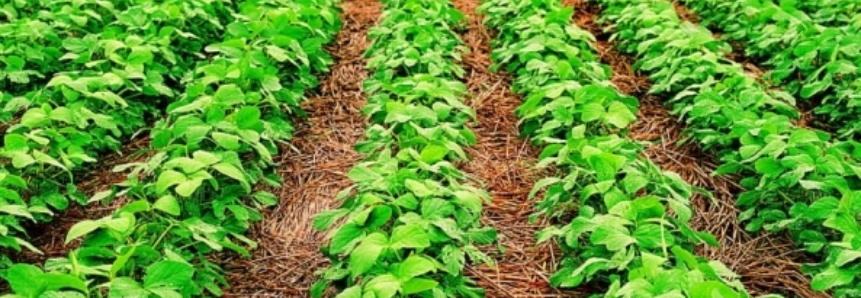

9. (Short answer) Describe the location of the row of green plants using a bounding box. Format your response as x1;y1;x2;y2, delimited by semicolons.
478;0;771;297
598;0;861;295
0;0;237;264
682;0;861;138
0;1;233;254
795;0;861;26
1;0;342;296
310;0;497;297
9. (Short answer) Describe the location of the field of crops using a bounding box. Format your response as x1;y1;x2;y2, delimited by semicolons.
1;0;859;297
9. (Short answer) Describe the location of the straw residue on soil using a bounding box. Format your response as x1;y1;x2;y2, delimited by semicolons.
220;1;380;296
452;0;580;297
567;1;824;297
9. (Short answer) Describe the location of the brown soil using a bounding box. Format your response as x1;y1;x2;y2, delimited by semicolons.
569;1;825;297
452;0;579;297
220;1;379;296
11;135;151;266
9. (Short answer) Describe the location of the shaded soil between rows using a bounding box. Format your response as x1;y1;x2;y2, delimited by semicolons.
452;0;576;297
220;0;379;296
10;135;152;267
568;1;824;297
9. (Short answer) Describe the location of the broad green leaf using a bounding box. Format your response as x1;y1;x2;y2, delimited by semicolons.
405;180;433;198
174;179;203;197
212;132;241;150
330;223;364;254
0;205;34;221
390;224;430;250
605;101;636;128
811;266;855;290
365;274;400;298
335;286;362;298
590;225;634;251
349;233;387;277
109;278;149;298
153;195;181;216
420;145;449;163
156;170;187;194
143;260;194;289
212;163;247;189
401;278;438;295
395;255;435;280
66;220;102;244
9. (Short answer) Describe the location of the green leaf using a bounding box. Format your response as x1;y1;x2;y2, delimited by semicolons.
0;205;34;221
401;278;438;295
395;255;435;280
580;103;605;122
174;179;203;197
156;170;187;194
314;209;349;231
109;278;149;298
234;107;261;130
143;260;194;290
420;145;449;163
349;233;387;278
633;224;674;249
212;163;247;189
811;266;855;291
605;101;636;128
590;225;634;251
6;264;43;297
330;223;364;254
405;180;433;198
66;220;102;244
365;274;400;298
212;132;241;150
7;151;36;169
213;84;245;105
834;249;861;267
153;195;181;216
390;224;430;250
334;286;362;298
348;166;381;184
690;281;739;298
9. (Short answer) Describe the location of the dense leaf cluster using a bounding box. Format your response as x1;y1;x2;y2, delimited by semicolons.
599;0;861;295
479;0;769;297
311;0;497;297
794;0;861;26
684;0;861;138
0;0;235;267
1;0;341;297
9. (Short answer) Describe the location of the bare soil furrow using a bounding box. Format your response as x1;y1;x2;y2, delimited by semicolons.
452;0;579;297
221;1;380;296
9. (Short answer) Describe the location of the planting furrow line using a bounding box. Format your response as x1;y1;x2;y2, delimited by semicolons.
598;0;861;295
681;0;861;138
311;0;498;297
452;0;562;297
222;0;380;295
480;0;771;297
0;0;236;260
2;0;342;296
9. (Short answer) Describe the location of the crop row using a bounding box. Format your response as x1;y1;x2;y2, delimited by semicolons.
795;0;861;26
599;0;861;295
478;0;769;296
310;0;497;297
0;0;236;261
2;0;342;296
684;0;861;138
